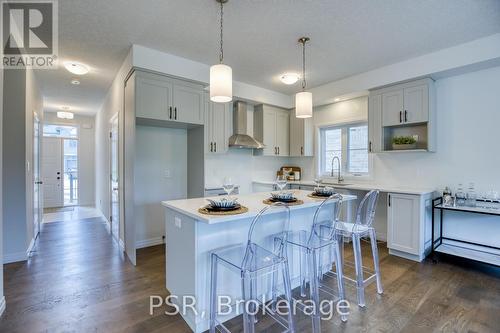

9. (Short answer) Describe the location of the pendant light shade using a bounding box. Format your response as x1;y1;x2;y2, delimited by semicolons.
295;37;312;118
210;63;232;103
295;91;312;118
210;0;232;103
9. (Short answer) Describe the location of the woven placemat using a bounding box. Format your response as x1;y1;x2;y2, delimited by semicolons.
262;198;304;206
307;193;332;199
198;205;249;216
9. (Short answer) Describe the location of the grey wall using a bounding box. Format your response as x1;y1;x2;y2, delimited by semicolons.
43;113;96;206
2;68;42;263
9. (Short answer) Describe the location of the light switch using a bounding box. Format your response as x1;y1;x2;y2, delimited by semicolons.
174;216;182;228
164;169;171;178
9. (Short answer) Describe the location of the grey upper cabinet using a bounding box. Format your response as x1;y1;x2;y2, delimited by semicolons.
254;104;289;156
382;90;404;126
135;71;204;125
289;111;313;156
136;76;173;121
381;79;432;127
368;94;382;153
205;93;231;154
173;82;204;125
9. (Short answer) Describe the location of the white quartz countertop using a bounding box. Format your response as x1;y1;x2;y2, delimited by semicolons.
252;180;436;196
162;190;357;224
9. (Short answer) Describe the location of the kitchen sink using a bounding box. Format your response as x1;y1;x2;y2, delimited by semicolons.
323;182;353;187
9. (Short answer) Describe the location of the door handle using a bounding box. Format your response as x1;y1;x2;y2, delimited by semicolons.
404;110;408;122
169;107;172;119
174;107;177;120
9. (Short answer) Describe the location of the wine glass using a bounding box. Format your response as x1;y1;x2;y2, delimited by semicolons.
222;177;234;197
276;174;288;192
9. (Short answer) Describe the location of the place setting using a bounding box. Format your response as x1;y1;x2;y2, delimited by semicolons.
308;179;338;199
198;177;249;215
263;175;304;206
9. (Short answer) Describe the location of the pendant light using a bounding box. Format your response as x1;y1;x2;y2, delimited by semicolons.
295;37;313;118
210;0;232;103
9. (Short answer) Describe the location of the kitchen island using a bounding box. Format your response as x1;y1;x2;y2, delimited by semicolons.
161;190;357;333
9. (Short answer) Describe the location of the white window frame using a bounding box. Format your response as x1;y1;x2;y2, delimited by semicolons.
318;121;372;180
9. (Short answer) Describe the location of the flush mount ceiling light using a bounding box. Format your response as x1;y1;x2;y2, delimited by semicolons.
210;0;232;103
64;61;89;75
57;111;74;119
71;79;81;85
295;37;312;118
280;73;300;85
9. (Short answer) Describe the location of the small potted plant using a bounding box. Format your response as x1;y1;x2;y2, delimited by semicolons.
392;136;417;150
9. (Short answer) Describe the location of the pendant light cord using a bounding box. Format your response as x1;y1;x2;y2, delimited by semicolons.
301;40;306;90
219;1;224;63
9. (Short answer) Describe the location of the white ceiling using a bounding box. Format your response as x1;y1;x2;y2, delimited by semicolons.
37;0;500;115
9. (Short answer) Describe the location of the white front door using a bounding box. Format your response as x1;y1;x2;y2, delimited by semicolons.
33;114;42;235
42;137;63;208
110;116;120;242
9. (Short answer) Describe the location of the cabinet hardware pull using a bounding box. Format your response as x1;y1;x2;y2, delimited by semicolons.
174;107;177;120
210;142;213;152
399;111;402;123
301;146;304;155
169;107;172;119
388;194;391;206
214;142;217;152
404;110;408;122
369;141;372;152
278;147;280;155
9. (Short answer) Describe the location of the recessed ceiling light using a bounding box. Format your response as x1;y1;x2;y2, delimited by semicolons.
64;61;89;75
57;111;74;119
280;73;300;85
71;79;80;85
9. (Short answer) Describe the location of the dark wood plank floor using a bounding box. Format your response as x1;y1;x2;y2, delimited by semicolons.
0;215;499;333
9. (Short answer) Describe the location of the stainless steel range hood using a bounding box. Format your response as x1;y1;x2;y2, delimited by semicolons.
229;101;265;149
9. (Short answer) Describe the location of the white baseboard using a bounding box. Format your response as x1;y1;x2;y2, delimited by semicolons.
4;251;27;264
136;237;164;249
0;296;5;317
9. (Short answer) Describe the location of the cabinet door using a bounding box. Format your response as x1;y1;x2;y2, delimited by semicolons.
276;110;289;156
387;193;419;255
136;77;173;121
204;94;212;154
368;94;382;153
173;84;204;125
382;89;404;126
211;102;230;154
262;109;277;156
289;113;305;156
404;84;428;124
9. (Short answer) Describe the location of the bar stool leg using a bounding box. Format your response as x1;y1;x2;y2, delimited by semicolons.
209;254;218;333
282;259;295;332
241;275;255;333
369;229;383;294
333;238;347;322
299;233;307;297
307;249;321;333
352;234;366;307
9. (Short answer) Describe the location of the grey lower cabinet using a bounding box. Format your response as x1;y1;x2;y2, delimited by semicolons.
289;111;313;157
135;70;204;125
205;94;231;154
387;192;433;261
253;104;290;156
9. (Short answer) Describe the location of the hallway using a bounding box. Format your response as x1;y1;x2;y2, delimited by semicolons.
0;214;189;333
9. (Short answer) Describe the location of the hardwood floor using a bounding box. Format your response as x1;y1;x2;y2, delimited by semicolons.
0;215;499;333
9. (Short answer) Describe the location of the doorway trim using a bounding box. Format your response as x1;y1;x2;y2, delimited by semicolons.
109;113;121;249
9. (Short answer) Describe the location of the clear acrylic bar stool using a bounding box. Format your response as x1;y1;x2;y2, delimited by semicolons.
209;203;295;333
276;194;346;333
330;189;383;307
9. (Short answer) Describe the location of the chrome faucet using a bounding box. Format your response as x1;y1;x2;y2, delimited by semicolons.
331;156;344;183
